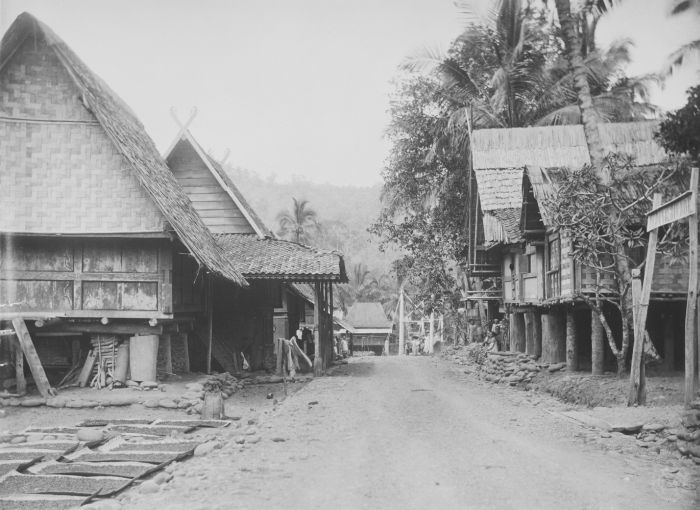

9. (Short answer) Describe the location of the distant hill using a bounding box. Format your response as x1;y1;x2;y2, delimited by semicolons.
223;165;399;277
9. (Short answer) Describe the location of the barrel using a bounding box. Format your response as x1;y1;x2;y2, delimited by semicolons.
129;335;159;382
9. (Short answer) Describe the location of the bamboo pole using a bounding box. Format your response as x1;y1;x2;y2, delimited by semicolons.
313;282;322;376
398;286;405;356
686;169;699;404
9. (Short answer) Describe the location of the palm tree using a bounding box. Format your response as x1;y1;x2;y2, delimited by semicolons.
276;198;318;244
553;0;606;169
665;0;700;75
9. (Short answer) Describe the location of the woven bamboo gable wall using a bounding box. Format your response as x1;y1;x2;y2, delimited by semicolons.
167;139;256;235
0;36;166;233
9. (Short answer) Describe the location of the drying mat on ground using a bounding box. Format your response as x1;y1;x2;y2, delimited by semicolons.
0;494;87;510
109;440;200;453
154;419;231;428
3;442;79;453
0;473;129;496
77;418;153;428
0;459;39;477
0;451;62;462
38;461;154;479
68;451;181;464
24;428;79;435
107;424;195;436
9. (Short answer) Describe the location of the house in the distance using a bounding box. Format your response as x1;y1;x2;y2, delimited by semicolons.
341;302;394;355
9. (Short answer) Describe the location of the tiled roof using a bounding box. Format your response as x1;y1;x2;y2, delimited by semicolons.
216;234;347;281
344;302;392;329
1;13;246;286
472;121;666;170
490;208;522;244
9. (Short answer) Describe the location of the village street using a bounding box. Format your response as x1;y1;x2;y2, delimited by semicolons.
117;357;698;510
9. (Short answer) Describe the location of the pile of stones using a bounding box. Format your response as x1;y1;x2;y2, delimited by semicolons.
443;345;566;387
676;399;700;464
479;352;554;386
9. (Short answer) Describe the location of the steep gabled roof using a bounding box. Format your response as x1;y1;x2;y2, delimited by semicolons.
344;302;392;330
163;129;270;238
0;12;246;286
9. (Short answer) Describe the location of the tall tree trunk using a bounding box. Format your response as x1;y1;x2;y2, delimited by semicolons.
554;0;606;175
556;0;634;378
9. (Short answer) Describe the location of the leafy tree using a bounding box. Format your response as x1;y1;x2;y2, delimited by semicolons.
276;198;318;244
545;156;688;375
656;84;700;161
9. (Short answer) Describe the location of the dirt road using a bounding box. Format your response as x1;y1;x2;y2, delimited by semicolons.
123;356;699;510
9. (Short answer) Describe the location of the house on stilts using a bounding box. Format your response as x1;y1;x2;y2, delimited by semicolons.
0;12;346;397
466;121;693;374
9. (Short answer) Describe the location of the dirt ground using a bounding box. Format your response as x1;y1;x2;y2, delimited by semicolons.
83;356;700;510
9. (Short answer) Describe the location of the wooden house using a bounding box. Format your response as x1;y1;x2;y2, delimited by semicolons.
341;302;394;354
469;121;690;372
0;12;345;394
164;128;347;375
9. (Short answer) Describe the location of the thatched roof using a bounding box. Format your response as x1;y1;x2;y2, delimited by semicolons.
473;168;523;245
216;234;347;282
525;164;689;228
344;302;392;330
1;13;247;286
472;121;666;170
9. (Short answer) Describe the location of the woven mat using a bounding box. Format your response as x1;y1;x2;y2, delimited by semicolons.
0;473;129;496
107;425;194;436
69;451;180;464
0;452;58;462
5;442;78;452
38;461;154;479
154;419;231;428
0;495;86;510
77;418;153;428
0;460;31;477
110;441;199;453
24;428;79;435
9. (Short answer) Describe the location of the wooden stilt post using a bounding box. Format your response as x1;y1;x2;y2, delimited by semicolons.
11;318;55;398
313;282;322;376
591;310;604;375
206;275;213;375
510;312;525;352
629;194;662;405
14;338;26;395
566;308;578;371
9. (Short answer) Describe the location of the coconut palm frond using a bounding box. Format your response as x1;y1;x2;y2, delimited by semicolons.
661;39;700;77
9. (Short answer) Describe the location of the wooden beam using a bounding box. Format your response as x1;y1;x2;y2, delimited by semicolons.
11;319;55;398
39;322;163;336
313;282;322;376
629;194;661;406
686;169;699;404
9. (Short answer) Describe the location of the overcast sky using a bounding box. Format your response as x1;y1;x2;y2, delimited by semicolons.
1;0;698;186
